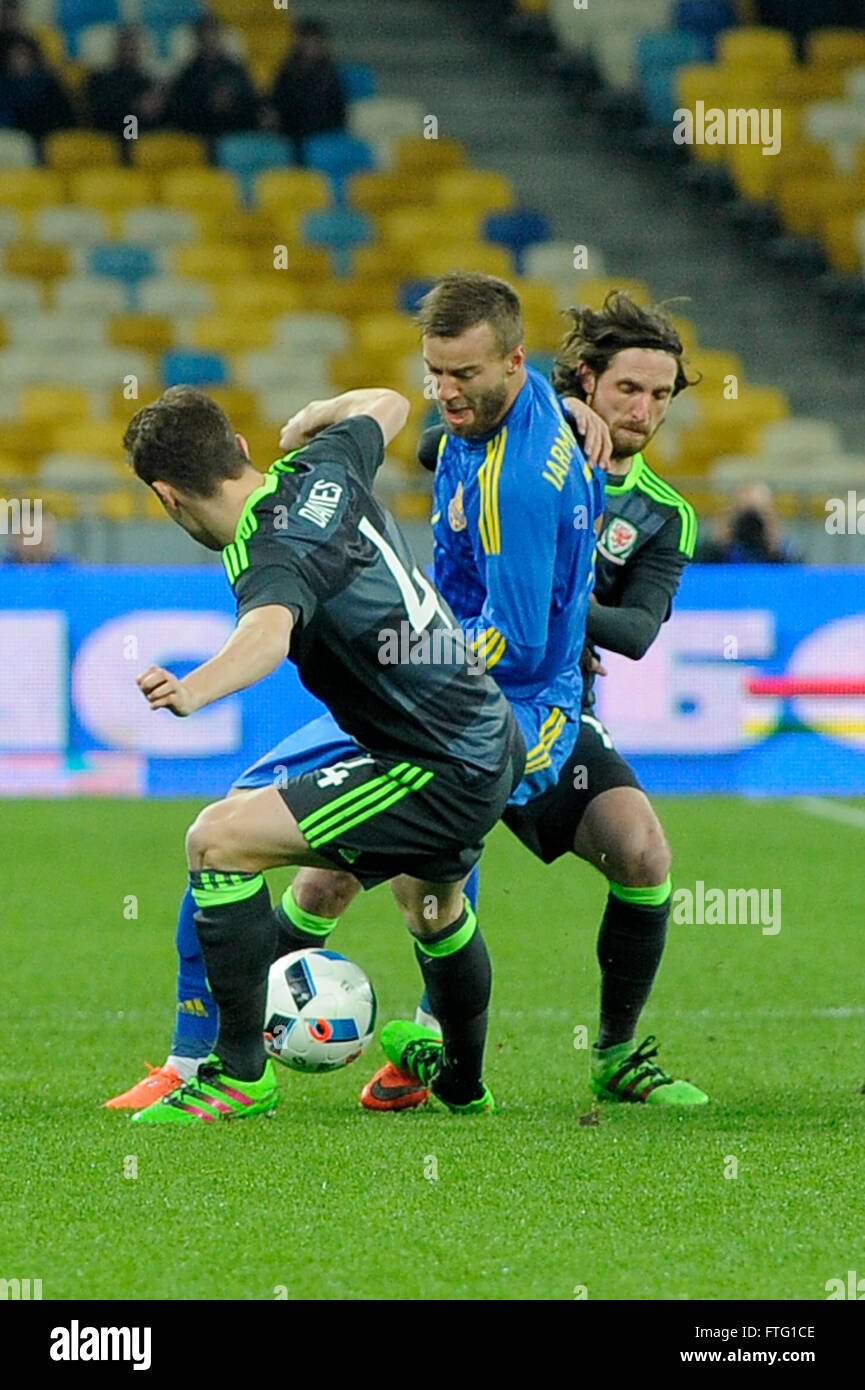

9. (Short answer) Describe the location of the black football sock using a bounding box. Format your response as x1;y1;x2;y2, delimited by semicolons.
189;870;276;1081
596;877;672;1050
272;883;339;958
412;900;491;1106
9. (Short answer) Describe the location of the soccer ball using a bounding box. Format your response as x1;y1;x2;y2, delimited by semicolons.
264;949;377;1073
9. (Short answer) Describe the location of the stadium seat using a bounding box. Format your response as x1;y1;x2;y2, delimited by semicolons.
302;207;376;276
139;0;205;26
352;312;418;359
76;21;121;69
51;419;124;457
139;277;214;317
760;417;843;461
348;97;427;148
272;312;352;355
38;452;120;487
215;133;293;206
18;385;96;429
413;243;514;279
393;135;466;173
88;243;157;297
673;1;737;52
55;276;129;315
0;130;38;168
433;170;515;213
803;101;865;174
70;168;156;211
254;168;332;225
161;350;229;388
160;168;239;217
10;310;106;349
34;205;107;247
239;349;334;395
109;313;175;355
121;206;195;247
257;380;338;426
353;243;419;282
4;243;69;282
340;63;377;102
347;171;436;215
524;239;607;285
0;170;65;213
636;31;713;126
484;209;552;275
0;277;43;314
207;385;258;421
191;314;274;354
174;244;254;280
130;132;207;171
381;206;481;249
717;27;795;72
807;28;865;71
57;0;121;57
210;277;304;319
303;133;376;201
397;278;435;313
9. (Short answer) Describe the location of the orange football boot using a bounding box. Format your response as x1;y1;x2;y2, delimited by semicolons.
360;1062;429;1112
103;1061;184;1109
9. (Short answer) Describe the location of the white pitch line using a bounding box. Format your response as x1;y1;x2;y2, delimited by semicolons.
794;796;865;831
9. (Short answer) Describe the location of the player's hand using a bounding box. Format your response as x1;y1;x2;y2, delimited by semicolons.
580;643;608;679
562;397;613;471
137;665;198;717
279;403;325;453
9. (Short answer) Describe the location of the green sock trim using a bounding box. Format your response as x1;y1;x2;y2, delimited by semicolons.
609;875;672;907
281;884;339;937
190;870;266;909
414;899;477;959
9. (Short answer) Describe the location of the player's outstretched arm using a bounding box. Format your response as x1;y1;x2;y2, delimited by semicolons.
137;605;294;716
279;389;410;453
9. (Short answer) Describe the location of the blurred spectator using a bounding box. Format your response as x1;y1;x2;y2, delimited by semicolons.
696;483;802;564
86;27;165;137
1;510;73;565
0;37;76;140
0;0;39;68
166;16;259;138
268;17;345;158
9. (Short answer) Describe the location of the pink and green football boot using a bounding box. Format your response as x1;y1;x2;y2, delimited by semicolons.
131;1054;279;1124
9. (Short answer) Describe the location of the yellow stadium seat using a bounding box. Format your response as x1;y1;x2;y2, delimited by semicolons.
208;386;259;422
245;23;293;88
807;28;865;70
196;207;279;248
686;348;744;390
0;420;59;462
393;136;466;173
210;276;306;318
19;384;93;425
192;314;275;353
44;131;119;172
412;243;514;279
109;315;176;355
329;350;410;394
303;279;393;318
670;315;699;353
5;242;69;280
433;170;515;212
771;66;845;107
0;169;66;214
380;207;482;248
516;0;548;12
352;312;418;359
32;24;65;66
765;139;834;199
255;169;331;220
718;26;796;71
348;171;437;214
160;168;240;217
69;168;156;211
563;277;653;309
174;243;256;280
51;420;125;457
37;487;83;520
131;132;208;171
353;243;420;282
777;173;865;237
241;424;286;471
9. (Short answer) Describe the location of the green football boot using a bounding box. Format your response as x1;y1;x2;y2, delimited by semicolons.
380;1021;496;1114
590;1035;709;1106
131;1054;279;1124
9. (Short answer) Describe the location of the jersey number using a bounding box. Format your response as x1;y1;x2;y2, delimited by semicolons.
359;516;449;633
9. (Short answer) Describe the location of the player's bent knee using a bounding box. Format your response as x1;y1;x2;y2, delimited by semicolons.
185;800;238;871
293;867;359;918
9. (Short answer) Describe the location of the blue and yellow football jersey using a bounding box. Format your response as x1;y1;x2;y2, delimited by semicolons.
431;367;605;804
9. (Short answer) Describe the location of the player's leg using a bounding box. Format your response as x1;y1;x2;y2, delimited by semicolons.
133;785;333;1124
414;862;479;1030
381;875;495;1114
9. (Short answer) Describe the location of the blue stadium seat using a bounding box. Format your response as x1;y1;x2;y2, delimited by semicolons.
674;1;738;53
636;31;713;126
527;352;555;379
161;350;229;388
484;209;552;275
139;0;205;28
88;243;157;310
216;133;294;206
340;64;377;102
303;207;376;276
303;133;376;202
398;278;435;313
58;0;120;55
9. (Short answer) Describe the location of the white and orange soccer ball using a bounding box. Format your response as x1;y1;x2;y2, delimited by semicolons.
264;949;377;1073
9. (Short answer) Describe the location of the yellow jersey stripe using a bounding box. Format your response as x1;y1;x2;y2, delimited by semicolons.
471;624;497;654
478;439;496;555
483;634;507;670
478;429;506;556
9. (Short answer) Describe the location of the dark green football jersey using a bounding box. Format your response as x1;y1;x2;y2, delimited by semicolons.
222;416;515;776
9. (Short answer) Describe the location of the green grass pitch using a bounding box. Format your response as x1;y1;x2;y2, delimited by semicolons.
2;796;863;1302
